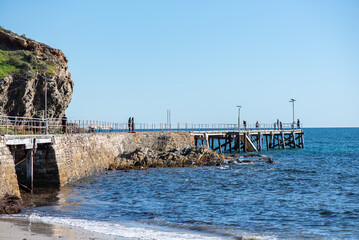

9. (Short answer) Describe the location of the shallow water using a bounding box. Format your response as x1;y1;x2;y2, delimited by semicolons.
4;128;359;239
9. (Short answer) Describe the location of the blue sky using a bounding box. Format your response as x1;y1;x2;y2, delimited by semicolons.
1;0;358;127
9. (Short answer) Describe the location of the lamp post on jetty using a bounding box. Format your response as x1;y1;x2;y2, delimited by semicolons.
44;75;55;134
289;99;296;127
167;109;171;131
236;105;241;152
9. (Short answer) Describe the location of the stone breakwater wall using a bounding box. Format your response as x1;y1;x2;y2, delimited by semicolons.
0;132;194;198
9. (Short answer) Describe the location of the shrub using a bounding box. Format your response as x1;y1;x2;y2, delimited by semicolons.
0;50;22;78
37;61;48;71
5;56;23;67
24;53;38;66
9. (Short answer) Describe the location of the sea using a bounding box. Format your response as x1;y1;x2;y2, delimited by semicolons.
2;128;359;239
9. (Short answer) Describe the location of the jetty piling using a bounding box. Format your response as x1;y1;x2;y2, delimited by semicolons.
192;129;304;152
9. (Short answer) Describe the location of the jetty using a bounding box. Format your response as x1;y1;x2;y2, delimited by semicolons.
0;116;304;154
0;115;304;193
192;128;304;153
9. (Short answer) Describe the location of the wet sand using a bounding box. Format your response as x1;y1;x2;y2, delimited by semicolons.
0;188;116;240
0;218;116;240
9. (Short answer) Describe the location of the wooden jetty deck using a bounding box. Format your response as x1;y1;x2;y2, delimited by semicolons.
191;129;304;153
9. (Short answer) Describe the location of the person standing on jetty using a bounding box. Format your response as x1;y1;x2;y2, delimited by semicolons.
297;119;301;129
128;117;131;132
243;121;247;130
62;115;67;134
131;117;135;132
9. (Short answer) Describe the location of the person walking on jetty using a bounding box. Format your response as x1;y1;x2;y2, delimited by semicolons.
243;121;247;130
255;121;259;129
297;119;300;129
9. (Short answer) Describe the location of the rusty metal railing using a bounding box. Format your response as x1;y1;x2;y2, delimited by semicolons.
0;115;301;135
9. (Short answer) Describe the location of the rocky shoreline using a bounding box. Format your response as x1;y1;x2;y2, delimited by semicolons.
109;145;275;170
109;145;225;170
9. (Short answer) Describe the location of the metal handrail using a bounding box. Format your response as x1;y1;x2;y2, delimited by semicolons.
0;115;302;135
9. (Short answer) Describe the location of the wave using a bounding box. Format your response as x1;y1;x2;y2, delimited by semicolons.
7;213;229;240
282;168;317;174
1;213;277;240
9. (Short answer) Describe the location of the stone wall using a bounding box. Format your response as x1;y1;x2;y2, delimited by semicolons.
0;137;20;197
0;132;194;198
53;132;193;186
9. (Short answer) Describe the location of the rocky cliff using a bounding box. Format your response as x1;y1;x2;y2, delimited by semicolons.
0;27;73;119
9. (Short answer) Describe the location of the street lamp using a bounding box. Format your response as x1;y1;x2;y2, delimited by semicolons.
167;109;171;131
44;75;55;134
289;99;296;127
236;105;241;152
236;105;241;131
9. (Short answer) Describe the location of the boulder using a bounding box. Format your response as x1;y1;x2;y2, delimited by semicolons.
0;194;23;214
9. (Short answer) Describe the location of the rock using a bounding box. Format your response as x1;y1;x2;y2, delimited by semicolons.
259;157;276;164
228;159;237;164
225;157;255;164
111;147;158;170
0;27;73;119
0;194;23;214
110;146;225;170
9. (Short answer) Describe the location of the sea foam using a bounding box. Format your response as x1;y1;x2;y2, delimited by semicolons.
26;214;225;240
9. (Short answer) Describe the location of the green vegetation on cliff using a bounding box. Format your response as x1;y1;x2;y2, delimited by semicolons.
0;50;22;78
0;27;58;79
0;49;55;79
0;49;56;79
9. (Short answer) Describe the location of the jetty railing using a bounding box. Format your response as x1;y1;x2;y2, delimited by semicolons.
0;115;301;135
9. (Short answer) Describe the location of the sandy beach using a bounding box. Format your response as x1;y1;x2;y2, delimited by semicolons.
0;218;115;240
